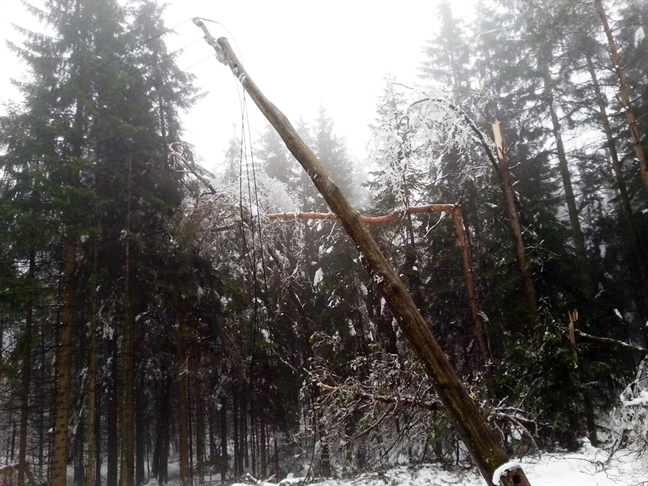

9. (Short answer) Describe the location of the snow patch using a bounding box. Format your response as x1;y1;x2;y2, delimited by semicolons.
492;462;521;485
313;268;324;287
635;26;646;47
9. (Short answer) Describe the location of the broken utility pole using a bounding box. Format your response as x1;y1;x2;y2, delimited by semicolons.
194;19;531;486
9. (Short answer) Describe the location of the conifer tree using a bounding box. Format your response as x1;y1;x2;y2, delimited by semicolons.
420;0;471;93
1;0;197;483
312;107;356;206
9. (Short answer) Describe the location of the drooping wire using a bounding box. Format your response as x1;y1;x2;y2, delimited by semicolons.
200;19;279;473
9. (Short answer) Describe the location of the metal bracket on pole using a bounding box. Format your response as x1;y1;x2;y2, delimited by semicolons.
193;18;227;65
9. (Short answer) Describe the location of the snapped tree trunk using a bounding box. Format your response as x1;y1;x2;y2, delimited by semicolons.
208;33;531;486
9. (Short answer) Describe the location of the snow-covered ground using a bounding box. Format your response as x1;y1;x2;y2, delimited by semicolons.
237;443;648;486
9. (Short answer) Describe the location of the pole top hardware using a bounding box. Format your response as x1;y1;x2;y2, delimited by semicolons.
193;18;227;65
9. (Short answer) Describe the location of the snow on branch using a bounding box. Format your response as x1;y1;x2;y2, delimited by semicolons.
573;329;647;354
317;382;442;412
265;204;457;225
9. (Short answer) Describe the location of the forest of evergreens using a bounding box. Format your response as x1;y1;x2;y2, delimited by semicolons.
0;0;647;485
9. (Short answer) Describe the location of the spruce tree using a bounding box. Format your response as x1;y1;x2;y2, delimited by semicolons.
1;1;198;483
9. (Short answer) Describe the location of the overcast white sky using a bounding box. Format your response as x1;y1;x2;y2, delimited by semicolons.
0;0;469;172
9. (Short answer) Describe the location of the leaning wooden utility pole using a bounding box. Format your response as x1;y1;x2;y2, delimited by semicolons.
194;20;531;486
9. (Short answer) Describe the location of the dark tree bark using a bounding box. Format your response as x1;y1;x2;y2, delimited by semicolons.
17;254;34;486
120;155;137;486
151;377;170;484
233;392;241;478
106;335;119;486
85;234;98;486
51;238;77;486
175;321;191;486
542;73;593;299
136;388;146;486
492;121;539;333
583;48;648;302
594;0;648;191
195;380;207;486
220;396;228;482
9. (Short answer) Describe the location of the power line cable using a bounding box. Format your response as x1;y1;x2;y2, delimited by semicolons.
195;22;280;471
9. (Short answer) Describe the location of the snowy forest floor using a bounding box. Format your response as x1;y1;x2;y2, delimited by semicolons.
221;441;648;486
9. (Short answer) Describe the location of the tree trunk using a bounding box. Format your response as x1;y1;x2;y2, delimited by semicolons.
233;392;241;478
151;377;170;484
85;231;99;486
52;4;85;480
74;417;85;486
220;396;228;483
194;373;206;486
594;0;648;191
492;121;539;332
17;254;34;486
450;206;494;386
136;387;146;486
211;34;531;486
51;237;77;486
259;405;267;479
120;155;137;486
542;72;592;299
94;386;102;486
584;49;648;302
106;335;119;486
38;329;48;479
175;321;191;486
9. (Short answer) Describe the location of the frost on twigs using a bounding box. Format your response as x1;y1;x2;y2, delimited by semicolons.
181;169;304;277
303;342;485;473
368;82;489;212
610;357;648;459
488;403;541;459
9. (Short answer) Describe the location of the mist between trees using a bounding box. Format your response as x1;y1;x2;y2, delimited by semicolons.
0;0;647;485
